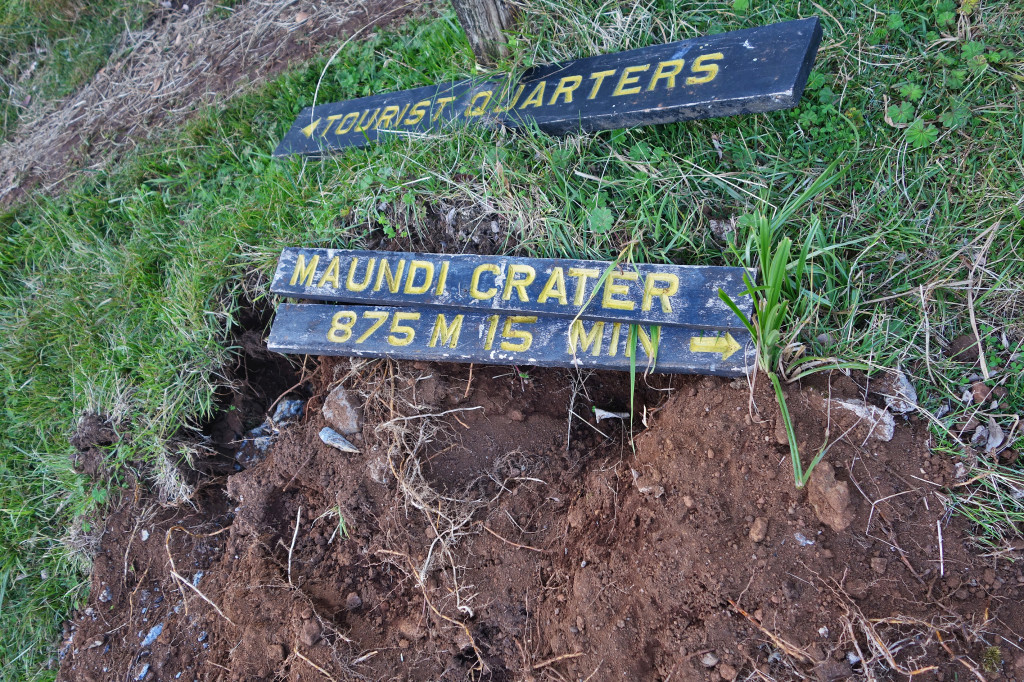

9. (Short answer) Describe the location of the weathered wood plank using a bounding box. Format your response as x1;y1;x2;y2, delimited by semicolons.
270;248;753;330
273;17;821;156
451;0;515;65
267;303;756;377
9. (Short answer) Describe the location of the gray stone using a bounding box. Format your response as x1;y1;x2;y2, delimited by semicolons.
319;427;359;453
322;385;362;435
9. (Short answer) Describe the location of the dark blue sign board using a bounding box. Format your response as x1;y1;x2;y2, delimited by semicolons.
270;249;753;330
268;303;755;377
273;18;821;156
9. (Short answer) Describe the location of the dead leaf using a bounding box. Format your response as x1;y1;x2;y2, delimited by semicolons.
294;11;310;23
985;417;1005;454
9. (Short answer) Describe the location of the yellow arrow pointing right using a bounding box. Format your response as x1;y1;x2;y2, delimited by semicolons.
689;332;742;361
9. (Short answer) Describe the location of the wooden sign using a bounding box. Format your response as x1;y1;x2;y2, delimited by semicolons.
270;249;753;330
273;17;821;156
268;303;755;377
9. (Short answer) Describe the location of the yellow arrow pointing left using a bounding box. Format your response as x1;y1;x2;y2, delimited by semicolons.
689;332;742;361
300;117;322;138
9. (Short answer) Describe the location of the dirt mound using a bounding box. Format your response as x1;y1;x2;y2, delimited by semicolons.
69;413;118;479
58;348;1024;681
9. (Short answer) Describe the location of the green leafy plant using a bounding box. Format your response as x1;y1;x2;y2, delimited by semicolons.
719;159;866;488
887;101;914;125
906;119;939;148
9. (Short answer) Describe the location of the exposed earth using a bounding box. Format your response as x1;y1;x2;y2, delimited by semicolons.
58;328;1024;681
31;4;1024;681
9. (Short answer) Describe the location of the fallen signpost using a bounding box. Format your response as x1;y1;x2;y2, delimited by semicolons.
268;249;756;377
270;248;752;330
273;17;821;156
267;303;755;377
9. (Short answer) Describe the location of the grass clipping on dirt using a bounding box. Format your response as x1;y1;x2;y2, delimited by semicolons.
0;0;1022;677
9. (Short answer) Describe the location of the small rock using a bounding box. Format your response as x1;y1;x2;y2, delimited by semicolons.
870;558;888;575
701;652;720;668
322;385;362;434
719;662;738;681
140;623;163;647
272;399;305;425
749;517;769;543
794;532;815;547
631;468;664;497
682;495;695;509
507;409;525;422
971;382;992;404
774;418;789;445
294;11;310;23
268;643;285;661
815;660;854;681
345;591;362;610
882;370;917;414
139;529;149;542
98;586;112;603
947;334;980;363
807;462;855;532
299;619;321;647
368;454;389;485
319;427;359;453
955;417;981;434
828;400;894;441
846;579;868;600
454;630;474;650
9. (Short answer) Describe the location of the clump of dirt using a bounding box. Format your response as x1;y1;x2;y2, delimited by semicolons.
58;348;1024;681
69;412;117;479
0;0;418;208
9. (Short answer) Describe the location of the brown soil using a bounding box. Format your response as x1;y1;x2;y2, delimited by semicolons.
0;0;418;208
57;334;1024;681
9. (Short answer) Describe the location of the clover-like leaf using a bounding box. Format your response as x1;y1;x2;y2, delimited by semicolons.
588;206;614;233
906;119;939;148
939;100;972;129
887;101;914;125
900;83;925;101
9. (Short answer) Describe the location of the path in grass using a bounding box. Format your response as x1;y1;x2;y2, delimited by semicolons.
0;0;416;208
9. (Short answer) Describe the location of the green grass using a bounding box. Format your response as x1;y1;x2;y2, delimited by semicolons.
0;0;1022;677
0;0;148;140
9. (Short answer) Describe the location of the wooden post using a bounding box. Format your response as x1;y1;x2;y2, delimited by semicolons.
450;0;515;66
